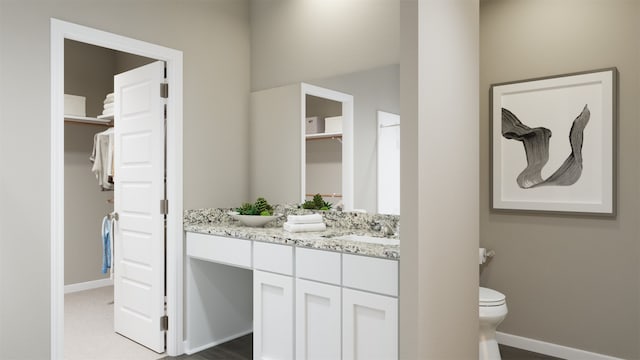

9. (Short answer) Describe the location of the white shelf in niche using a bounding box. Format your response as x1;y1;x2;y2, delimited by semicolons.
97;114;114;120
306;132;342;140
64;115;112;126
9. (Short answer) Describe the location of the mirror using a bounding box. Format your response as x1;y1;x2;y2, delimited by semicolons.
304;64;400;214
249;65;399;214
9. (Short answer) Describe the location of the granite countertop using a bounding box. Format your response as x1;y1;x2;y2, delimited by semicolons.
184;206;400;260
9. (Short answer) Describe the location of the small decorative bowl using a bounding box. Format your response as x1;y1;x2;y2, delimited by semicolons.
228;211;280;227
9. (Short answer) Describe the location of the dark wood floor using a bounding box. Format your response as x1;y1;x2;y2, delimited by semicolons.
161;334;252;360
162;334;564;360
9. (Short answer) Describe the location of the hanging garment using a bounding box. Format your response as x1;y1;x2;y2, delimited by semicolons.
90;128;114;190
101;216;111;274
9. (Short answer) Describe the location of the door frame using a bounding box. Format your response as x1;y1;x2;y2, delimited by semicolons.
300;83;354;210
50;19;184;358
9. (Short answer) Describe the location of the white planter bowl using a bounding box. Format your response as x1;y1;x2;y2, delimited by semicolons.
228;212;280;227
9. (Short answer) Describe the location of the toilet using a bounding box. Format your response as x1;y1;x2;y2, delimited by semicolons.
479;287;508;360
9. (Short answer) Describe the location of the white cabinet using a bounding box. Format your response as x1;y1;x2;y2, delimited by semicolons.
343;254;398;296
186;232;251;268
295;279;341;360
186;232;399;360
253;270;294;360
342;288;398;360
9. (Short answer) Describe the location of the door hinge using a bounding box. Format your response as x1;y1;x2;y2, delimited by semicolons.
160;83;169;98
160;315;168;331
160;199;169;214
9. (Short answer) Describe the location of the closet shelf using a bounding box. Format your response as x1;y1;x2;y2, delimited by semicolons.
306;132;342;141
64;115;112;126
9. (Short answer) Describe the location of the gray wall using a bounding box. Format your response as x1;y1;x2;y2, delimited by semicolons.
64;40;116;285
0;1;250;358
480;0;640;358
250;0;400;92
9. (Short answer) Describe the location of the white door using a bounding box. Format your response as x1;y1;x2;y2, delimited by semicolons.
254;270;294;360
377;111;400;215
113;61;166;353
343;288;398;360
295;279;341;360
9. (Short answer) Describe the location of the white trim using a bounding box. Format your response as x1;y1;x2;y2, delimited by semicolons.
51;18;184;359
184;329;253;355
64;279;114;294
300;83;354;211
497;332;624;360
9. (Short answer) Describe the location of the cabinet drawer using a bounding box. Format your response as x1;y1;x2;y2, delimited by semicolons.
253;241;293;275
296;247;341;285
342;254;398;296
186;232;251;268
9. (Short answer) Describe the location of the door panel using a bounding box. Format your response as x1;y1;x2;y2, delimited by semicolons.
253;270;294;360
295;279;341;360
113;60;166;353
342;288;398;360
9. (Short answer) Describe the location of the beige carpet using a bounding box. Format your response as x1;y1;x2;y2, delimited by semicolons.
64;285;164;360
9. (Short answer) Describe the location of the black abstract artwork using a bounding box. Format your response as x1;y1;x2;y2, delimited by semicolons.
501;105;590;189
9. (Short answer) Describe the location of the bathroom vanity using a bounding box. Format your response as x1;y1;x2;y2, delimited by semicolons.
183;208;400;360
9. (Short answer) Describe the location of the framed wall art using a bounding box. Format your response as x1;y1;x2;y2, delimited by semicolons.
490;68;617;215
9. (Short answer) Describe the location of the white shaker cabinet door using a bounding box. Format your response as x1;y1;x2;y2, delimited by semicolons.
253;270;294;360
342;288;398;360
295;279;341;360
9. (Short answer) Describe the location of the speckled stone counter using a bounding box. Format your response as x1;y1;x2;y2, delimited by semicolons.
184;206;400;259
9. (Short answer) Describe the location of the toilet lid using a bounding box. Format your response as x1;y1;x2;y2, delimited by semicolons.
479;287;506;306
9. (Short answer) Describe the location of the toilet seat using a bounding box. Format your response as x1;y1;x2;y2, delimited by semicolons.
479;287;506;307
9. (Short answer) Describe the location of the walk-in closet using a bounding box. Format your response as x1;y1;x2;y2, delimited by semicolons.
63;39;161;360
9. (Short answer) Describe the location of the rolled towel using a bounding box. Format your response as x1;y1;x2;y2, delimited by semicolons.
286;214;323;224
283;222;326;233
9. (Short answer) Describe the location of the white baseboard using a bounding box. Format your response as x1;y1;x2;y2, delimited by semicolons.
64;278;113;294
185;328;252;355
497;332;624;360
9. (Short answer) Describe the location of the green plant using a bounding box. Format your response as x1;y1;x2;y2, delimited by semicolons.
236;197;274;216
301;194;332;210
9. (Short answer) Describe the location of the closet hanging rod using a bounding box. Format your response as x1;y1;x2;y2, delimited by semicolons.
305;193;343;198
64;118;112;127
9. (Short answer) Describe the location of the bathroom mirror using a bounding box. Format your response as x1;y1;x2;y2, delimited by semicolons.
250;65;399;214
302;65;400;214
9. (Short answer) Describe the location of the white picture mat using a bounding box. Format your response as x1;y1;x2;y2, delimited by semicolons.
491;70;614;214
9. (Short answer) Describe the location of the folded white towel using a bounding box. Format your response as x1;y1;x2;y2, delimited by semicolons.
286;214;323;224
103;102;114;110
102;108;114;116
283;222;326;233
